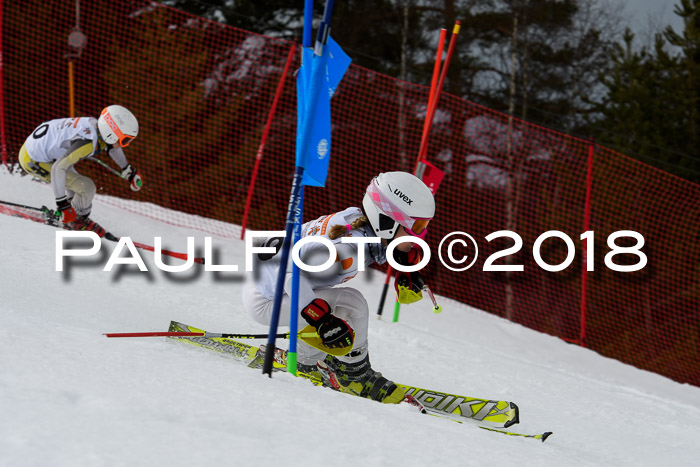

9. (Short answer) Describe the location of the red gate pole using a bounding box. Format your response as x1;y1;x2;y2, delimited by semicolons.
580;139;595;347
415;28;446;168
416;21;460;163
240;43;296;239
0;0;8;166
377;22;461;320
378;28;446;320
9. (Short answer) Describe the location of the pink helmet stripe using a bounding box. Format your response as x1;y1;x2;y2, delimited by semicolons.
366;179;431;236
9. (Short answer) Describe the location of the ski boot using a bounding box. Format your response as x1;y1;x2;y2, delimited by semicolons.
296;361;323;382
317;354;406;404
66;214;106;237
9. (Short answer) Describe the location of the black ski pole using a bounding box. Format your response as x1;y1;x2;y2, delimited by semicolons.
0;199;44;212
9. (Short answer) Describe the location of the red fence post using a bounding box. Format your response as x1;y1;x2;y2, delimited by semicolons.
580;139;595;347
240;43;296;239
0;0;8;166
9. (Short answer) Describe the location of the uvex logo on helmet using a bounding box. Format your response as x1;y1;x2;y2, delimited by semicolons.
393;189;413;205
363;172;435;240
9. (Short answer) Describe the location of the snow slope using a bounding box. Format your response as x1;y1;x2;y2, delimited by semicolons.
1;167;699;467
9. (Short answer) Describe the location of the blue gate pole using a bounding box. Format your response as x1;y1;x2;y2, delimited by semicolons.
262;0;337;377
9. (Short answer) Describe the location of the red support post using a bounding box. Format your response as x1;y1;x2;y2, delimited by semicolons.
580;139;595;347
240;43;297;239
0;0;8;166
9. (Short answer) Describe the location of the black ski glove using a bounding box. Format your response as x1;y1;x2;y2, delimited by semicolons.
301;298;355;350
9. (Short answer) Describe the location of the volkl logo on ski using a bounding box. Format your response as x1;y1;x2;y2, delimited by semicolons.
404;388;511;422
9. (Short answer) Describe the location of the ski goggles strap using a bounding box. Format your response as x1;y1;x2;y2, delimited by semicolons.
409;218;431;238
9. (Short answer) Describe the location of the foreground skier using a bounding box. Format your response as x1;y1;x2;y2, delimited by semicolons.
18;105;143;236
243;171;435;403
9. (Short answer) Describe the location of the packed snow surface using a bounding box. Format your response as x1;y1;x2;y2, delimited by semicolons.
1;168;699;467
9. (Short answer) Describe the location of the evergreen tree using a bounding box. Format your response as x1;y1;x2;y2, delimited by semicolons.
441;0;615;131
663;0;699;170
591;0;700;182
160;0;432;78
160;0;617;131
160;0;306;40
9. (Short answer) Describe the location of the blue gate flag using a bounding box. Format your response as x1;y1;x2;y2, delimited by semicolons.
295;37;351;187
264;0;342;377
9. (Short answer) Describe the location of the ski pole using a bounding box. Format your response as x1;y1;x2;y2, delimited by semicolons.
376;267;392;320
0;199;45;212
423;285;443;314
1;199;205;264
120;239;206;265
90;156;126;179
104;330;318;339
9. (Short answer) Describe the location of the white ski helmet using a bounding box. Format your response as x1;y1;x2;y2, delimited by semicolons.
362;171;435;239
97;105;139;147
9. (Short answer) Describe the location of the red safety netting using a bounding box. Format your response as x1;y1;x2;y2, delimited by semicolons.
2;1;699;385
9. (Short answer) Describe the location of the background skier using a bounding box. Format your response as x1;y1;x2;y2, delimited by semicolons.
18;105;143;236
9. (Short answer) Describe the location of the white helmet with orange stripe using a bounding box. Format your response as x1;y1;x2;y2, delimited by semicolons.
362;171;435;239
97;105;139;148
